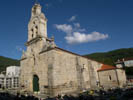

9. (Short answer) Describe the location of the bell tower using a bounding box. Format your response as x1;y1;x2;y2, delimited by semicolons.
28;3;47;41
22;3;56;57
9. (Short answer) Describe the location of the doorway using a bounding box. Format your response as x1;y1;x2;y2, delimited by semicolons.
33;75;40;92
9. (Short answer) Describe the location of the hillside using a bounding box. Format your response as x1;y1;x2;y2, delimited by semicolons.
84;48;133;66
0;48;133;74
84;48;133;75
0;56;20;72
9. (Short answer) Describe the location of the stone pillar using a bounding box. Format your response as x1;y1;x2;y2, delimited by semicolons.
75;56;85;92
47;64;54;97
88;61;97;89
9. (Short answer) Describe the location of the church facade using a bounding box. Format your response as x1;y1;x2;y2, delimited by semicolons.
20;3;126;97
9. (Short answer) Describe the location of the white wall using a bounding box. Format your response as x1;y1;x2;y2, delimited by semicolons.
124;60;133;67
6;66;20;77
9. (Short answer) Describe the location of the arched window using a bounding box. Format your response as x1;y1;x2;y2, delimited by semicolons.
109;75;112;80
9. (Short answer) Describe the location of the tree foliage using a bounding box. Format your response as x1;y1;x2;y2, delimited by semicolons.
85;48;133;66
124;67;133;75
84;48;133;75
0;56;20;72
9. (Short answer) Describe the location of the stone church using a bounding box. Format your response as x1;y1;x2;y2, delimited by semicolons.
20;3;127;97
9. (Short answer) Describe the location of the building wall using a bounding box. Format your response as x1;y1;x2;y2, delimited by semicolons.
6;66;20;77
116;60;133;68
116;69;127;87
20;49;55;94
0;74;5;88
124;60;133;67
0;75;19;89
88;60;102;89
98;70;119;89
47;49;102;96
51;50;89;95
20;48;127;96
20;48;103;96
116;63;124;68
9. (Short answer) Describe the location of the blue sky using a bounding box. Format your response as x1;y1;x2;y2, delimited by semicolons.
0;0;133;60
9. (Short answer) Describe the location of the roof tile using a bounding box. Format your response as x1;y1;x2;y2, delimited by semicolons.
97;64;116;71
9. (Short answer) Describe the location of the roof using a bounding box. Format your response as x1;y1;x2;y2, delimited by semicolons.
119;58;133;62
31;46;102;64
97;64;116;71
54;47;103;64
55;47;81;57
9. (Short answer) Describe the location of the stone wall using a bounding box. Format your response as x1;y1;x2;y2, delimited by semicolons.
98;70;119;89
20;49;55;94
116;69;127;87
20;48;103;96
21;47;126;96
88;60;102;89
21;47;127;96
49;48;102;96
41;49;89;96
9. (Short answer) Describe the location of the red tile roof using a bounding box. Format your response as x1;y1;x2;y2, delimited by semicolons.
97;64;116;71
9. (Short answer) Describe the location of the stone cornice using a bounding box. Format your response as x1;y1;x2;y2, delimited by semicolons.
25;35;42;46
25;35;54;46
39;48;55;54
20;57;27;61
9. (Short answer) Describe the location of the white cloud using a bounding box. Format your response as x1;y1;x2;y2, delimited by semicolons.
69;16;76;22
65;32;108;44
54;24;72;34
74;23;80;28
73;23;86;32
54;16;109;44
77;28;86;32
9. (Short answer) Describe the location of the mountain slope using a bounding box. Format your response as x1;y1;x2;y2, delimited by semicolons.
84;48;133;66
0;56;20;72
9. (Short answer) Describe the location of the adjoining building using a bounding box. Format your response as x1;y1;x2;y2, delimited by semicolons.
0;74;5;89
6;66;20;77
20;3;127;97
97;64;126;88
0;66;20;89
116;58;133;68
116;58;133;84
